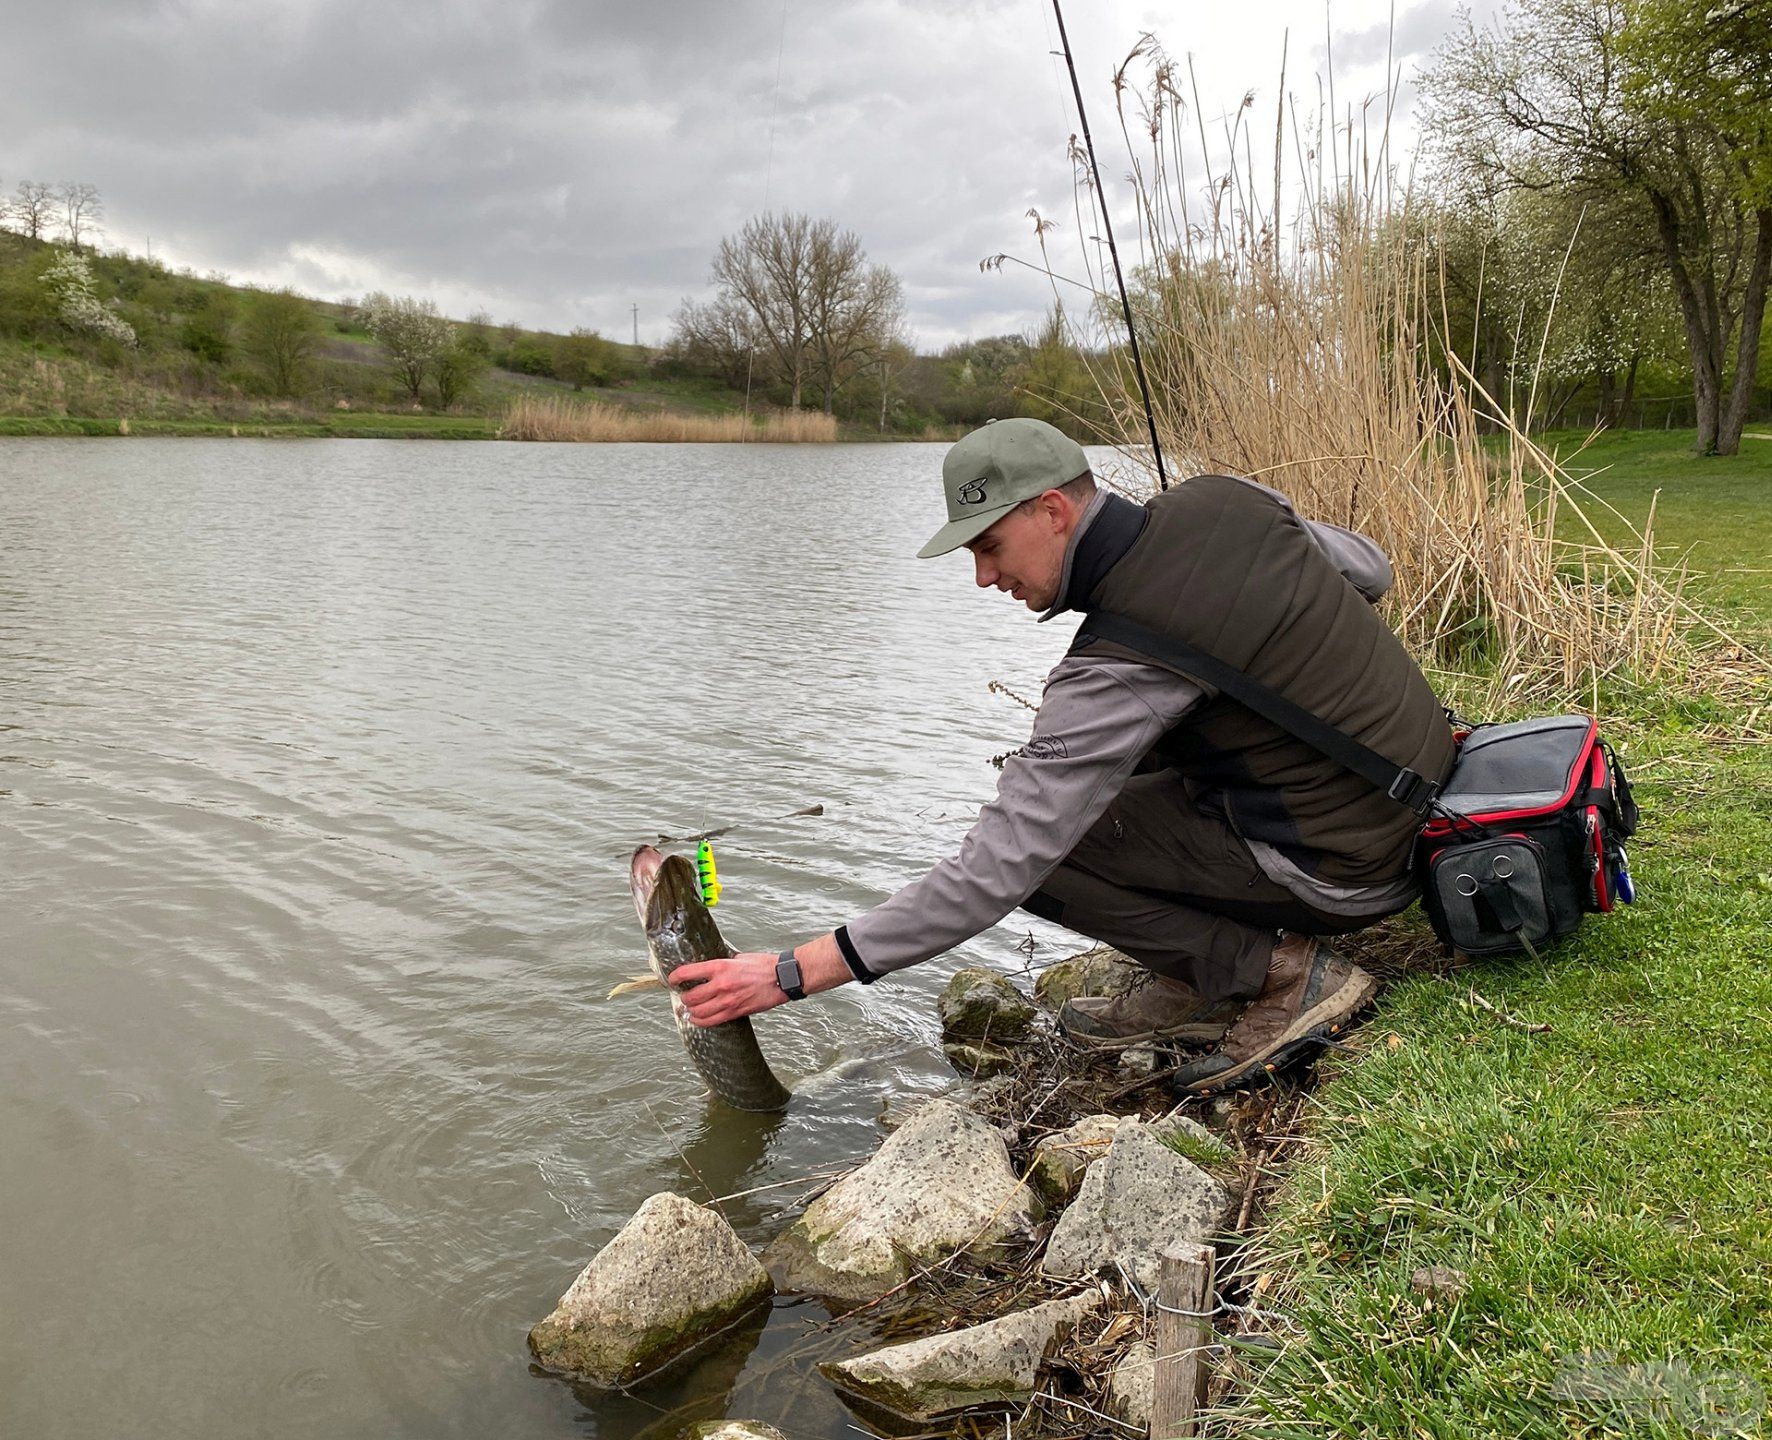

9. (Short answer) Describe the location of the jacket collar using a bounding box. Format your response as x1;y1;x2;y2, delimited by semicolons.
1039;490;1150;622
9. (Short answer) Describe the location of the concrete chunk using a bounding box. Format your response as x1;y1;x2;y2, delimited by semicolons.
1040;1121;1232;1293
820;1292;1100;1422
1029;1113;1121;1206
528;1192;771;1387
1105;1339;1155;1430
764;1098;1041;1302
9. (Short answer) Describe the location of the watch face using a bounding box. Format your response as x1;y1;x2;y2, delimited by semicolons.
776;956;803;997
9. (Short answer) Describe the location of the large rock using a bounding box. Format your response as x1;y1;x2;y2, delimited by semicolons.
938;967;1037;1043
820;1292;1100;1423
1029;1111;1233;1208
1032;946;1143;1010
764;1098;1042;1302
528;1192;772;1387
687;1425;788;1440
1041;1121;1233;1293
1029;1114;1121;1207
1105;1340;1155;1430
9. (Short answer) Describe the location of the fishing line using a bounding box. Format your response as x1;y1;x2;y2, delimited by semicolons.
1049;0;1169;490
742;0;792;417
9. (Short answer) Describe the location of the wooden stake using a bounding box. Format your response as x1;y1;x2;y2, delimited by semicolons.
1150;1241;1216;1439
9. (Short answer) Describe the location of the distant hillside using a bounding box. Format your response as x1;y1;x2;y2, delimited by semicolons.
0;230;1109;441
0;231;762;437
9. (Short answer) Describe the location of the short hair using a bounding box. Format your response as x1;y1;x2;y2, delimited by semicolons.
1014;469;1096;516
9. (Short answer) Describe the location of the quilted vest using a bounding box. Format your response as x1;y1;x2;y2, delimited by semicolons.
1068;477;1455;884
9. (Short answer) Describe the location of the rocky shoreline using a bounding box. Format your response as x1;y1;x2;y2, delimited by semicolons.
528;947;1303;1436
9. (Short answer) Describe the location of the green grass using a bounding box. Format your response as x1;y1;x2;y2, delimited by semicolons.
0;412;499;439
1542;427;1772;647
1235;447;1772;1439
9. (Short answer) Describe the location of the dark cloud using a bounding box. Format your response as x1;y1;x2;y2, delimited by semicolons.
1;0;1467;347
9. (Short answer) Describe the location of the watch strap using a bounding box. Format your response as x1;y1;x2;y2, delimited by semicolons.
775;949;807;1001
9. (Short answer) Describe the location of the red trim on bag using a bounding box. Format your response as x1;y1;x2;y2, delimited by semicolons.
1587;807;1612;911
1421;718;1600;836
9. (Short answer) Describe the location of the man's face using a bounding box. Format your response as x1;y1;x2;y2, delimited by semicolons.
964;495;1070;612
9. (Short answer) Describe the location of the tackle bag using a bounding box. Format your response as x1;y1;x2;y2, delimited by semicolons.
1075;612;1640;959
1417;716;1638;956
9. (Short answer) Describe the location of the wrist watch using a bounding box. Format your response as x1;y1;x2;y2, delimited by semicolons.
775;949;807;1001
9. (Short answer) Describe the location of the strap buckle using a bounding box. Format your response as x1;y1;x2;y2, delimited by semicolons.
1387;768;1439;817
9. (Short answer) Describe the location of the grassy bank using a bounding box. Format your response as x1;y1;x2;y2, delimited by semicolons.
1231;445;1772;1438
1542;427;1772;648
0;412;499;439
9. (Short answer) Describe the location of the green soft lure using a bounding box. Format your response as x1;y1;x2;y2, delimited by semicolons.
695;839;722;907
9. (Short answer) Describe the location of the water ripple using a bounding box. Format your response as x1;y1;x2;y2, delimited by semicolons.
0;437;1085;1439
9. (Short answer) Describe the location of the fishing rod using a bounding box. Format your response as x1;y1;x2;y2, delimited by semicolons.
1049;0;1169;490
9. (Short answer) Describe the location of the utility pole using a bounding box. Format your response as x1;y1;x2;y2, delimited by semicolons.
630;303;639;347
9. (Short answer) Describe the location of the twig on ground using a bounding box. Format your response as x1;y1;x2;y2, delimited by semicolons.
1465;986;1553;1033
707;1167;854;1204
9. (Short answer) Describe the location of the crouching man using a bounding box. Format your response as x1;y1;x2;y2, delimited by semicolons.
669;418;1455;1095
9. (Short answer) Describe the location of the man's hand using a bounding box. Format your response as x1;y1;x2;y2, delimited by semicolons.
668;952;789;1028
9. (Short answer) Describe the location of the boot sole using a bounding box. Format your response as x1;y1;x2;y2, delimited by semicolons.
1061;1019;1232;1052
1181;967;1379;1095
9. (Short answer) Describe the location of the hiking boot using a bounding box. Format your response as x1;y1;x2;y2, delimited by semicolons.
1058;974;1240;1051
1170;935;1377;1094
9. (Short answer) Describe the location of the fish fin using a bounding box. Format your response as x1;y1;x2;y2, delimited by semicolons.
606;974;667;999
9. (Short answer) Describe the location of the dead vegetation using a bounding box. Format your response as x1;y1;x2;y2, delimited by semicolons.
1023;36;1748;715
499;393;837;443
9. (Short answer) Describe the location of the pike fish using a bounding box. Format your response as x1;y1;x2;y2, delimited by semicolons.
628;844;791;1112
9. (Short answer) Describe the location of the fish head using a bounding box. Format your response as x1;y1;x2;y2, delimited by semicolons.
629;844;702;930
629;844;665;922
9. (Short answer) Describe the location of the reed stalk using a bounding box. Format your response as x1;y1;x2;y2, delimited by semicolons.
1049;36;1731;713
500;393;837;443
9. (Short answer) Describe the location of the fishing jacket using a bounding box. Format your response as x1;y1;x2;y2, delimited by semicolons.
840;478;1453;977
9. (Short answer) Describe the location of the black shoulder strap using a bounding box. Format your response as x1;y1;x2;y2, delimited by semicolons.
1075;610;1440;818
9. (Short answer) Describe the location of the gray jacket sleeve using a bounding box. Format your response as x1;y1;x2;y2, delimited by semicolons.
841;656;1204;976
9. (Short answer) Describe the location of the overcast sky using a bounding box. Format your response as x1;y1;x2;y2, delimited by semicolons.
3;0;1495;350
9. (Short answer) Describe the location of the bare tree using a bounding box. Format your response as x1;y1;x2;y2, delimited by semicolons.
871;332;915;432
707;212;905;413
9;181;58;240
57;183;103;251
807;247;904;415
668;295;758;388
711;212;819;407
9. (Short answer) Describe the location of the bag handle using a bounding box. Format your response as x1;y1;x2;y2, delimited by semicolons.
1074;610;1441;818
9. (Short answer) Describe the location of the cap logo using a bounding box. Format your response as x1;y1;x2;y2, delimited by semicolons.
957;478;989;505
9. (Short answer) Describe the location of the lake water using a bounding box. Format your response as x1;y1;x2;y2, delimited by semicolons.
0;438;1094;1438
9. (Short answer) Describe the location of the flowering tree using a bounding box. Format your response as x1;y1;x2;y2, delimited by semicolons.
361;292;455;403
41;251;136;346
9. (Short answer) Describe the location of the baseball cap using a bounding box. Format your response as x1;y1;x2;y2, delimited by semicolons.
916;417;1090;559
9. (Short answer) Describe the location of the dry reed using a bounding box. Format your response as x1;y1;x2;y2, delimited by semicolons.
500;393;837;443
1039;37;1745;713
